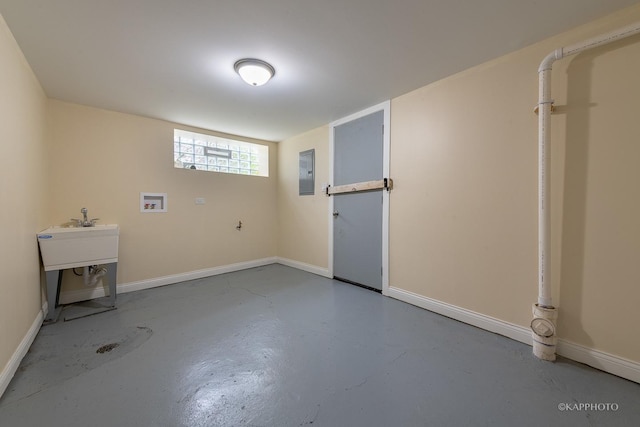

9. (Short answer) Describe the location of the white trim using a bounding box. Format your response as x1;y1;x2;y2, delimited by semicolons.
557;340;640;384
387;286;532;344
5;262;638;405
59;286;106;305
330;101;390;128
0;302;46;398
387;286;640;384
328;101;391;291
328;124;335;279
276;257;331;278
381;101;391;295
60;257;278;304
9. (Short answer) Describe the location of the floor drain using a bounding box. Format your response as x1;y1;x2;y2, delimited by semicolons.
96;343;119;354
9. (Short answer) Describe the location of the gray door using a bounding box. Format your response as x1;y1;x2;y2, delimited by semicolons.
333;110;384;290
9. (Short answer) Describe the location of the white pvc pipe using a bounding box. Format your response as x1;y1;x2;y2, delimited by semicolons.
534;21;640;361
538;65;553;308
537;21;640;309
84;265;107;287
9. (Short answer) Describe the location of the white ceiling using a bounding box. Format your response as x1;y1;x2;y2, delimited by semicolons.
1;1;638;141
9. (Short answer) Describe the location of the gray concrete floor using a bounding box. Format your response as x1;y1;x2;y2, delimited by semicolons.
1;264;639;427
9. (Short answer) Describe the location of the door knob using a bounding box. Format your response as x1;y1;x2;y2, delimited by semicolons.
333;211;339;217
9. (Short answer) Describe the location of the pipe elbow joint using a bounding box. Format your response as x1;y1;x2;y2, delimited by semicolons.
538;48;564;72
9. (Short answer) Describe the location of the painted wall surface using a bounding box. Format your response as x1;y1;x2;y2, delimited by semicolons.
3;3;640;392
277;126;330;269
0;15;48;375
390;7;640;362
47;100;278;291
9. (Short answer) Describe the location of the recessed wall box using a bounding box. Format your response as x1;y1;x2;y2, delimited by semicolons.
140;192;167;212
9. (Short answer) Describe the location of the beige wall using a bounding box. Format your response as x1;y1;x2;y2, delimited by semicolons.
390;6;640;361
277;126;330;269
3;3;640;389
47;100;278;291
0;16;48;375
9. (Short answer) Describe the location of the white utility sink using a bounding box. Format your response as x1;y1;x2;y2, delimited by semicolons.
37;225;119;271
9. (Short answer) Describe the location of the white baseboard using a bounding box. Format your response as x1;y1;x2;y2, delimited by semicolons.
387;287;532;344
0;302;46;398
52;263;640;385
276;257;331;278
60;257;278;304
557;339;640;383
59;257;331;305
59;286;106;305
387;286;640;384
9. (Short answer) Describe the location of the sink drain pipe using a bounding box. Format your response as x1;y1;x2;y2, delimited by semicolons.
84;265;107;287
533;21;640;361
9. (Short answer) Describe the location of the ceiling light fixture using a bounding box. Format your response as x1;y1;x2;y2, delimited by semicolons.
234;58;275;86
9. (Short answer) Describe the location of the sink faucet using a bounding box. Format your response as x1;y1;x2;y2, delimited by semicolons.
71;208;99;227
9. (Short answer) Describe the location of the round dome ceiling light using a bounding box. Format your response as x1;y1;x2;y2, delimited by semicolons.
234;58;275;86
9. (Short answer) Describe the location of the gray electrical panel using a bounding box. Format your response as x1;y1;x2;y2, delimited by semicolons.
299;149;315;195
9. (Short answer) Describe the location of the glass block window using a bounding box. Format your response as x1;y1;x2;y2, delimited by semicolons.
173;129;269;177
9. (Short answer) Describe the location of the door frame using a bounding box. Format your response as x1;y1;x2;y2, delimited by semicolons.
328;100;391;295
